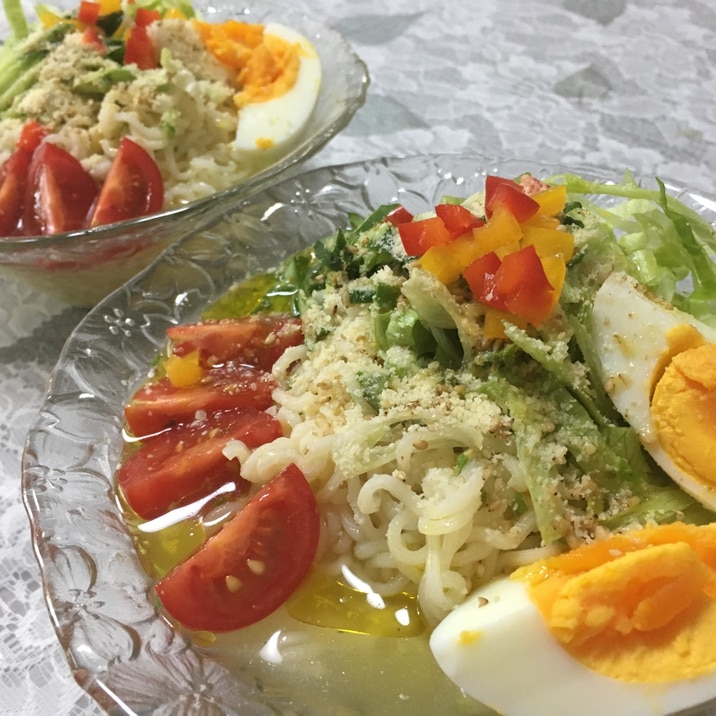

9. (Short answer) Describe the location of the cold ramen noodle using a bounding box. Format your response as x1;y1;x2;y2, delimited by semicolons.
0;0;321;235
117;170;716;715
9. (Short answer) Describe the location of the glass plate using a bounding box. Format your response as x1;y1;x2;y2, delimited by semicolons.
0;0;369;306
22;155;716;715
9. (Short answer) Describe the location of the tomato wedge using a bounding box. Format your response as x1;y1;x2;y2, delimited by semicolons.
168;316;303;371
155;463;320;632
23;142;99;236
118;408;282;519
16;120;48;153
125;363;276;437
0;149;33;236
88;137;164;227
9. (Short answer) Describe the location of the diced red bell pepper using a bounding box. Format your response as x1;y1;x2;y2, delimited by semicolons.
484;175;540;222
464;245;556;327
134;7;162;27
78;0;100;25
124;25;157;69
82;26;106;52
434;203;484;238
497;245;555;325
385;205;414;227
398;215;453;257
484;175;518;213
463;251;506;311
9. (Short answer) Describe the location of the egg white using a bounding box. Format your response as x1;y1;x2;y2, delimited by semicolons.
591;271;716;510
234;23;321;154
429;576;716;716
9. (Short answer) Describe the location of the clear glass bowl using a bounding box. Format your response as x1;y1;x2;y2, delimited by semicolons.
0;1;369;307
22;155;716;715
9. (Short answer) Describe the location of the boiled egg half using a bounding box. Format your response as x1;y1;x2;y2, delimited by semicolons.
591;271;716;511
196;20;321;154
430;522;716;716
235;23;321;154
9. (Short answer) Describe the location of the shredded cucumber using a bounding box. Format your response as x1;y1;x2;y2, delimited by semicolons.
2;0;29;40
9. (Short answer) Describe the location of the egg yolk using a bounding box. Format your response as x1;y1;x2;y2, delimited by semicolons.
651;342;716;488
649;323;707;396
515;522;716;683
193;20;301;108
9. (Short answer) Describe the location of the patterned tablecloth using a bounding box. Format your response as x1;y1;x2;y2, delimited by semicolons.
2;0;716;713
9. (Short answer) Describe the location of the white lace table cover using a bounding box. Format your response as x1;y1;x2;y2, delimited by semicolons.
2;0;716;713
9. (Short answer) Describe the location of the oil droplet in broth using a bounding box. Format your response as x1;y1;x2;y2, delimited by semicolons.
131;516;206;579
287;568;426;638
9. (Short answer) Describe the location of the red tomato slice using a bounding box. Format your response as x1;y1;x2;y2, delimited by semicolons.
89;137;164;227
23;142;99;236
168;316;303;371
155;463;320;632
434;203;485;237
118;408;282;520
385;205;414;227
0;149;32;236
124;24;157;69
398;216;453;257
125;363;276;437
17;120;48;153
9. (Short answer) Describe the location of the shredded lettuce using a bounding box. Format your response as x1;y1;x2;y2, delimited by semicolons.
553;171;716;322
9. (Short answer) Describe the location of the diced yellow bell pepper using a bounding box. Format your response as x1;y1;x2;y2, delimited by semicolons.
483;307;508;340
99;0;122;14
533;184;567;216
419;245;464;285
483;307;527;340
164;8;187;20
521;225;575;261
473;204;523;257
421;208;524;283
494;239;522;260
540;255;567;315
520;213;561;230
37;6;66;28
165;350;204;388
